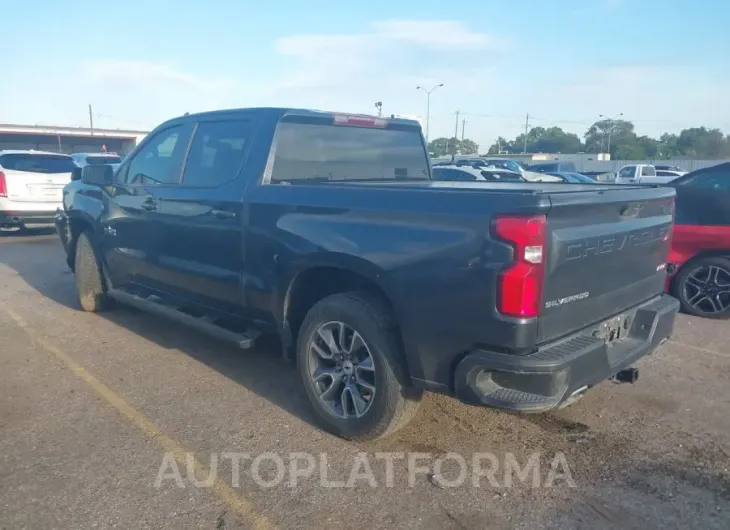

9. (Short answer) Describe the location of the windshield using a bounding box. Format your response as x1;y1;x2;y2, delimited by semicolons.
86;155;123;165
270;122;429;183
0;153;76;174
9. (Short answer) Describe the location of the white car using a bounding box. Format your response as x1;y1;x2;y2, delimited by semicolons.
0;150;76;230
614;164;683;185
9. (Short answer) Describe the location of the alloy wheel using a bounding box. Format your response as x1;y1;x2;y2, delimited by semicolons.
307;321;376;419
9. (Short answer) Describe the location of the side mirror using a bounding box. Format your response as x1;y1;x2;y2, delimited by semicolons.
81;165;114;187
71;166;82;181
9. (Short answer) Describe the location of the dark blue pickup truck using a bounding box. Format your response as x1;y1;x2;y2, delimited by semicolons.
56;107;679;440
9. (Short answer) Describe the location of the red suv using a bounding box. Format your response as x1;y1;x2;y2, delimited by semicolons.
666;162;730;318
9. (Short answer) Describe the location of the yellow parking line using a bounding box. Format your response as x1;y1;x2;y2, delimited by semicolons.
5;309;276;530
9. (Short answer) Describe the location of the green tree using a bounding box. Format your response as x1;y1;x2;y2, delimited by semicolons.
461;139;479;155
584;119;636;156
428;137;479;156
677;127;729;158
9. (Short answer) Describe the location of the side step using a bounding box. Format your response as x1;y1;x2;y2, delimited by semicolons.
107;290;260;350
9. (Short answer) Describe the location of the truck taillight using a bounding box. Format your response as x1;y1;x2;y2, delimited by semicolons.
333;114;387;128
492;214;547;318
0;171;6;197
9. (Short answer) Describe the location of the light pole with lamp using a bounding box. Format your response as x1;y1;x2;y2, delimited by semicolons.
598;112;624;156
416;83;443;146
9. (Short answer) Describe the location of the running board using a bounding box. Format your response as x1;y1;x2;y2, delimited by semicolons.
107;290;260;350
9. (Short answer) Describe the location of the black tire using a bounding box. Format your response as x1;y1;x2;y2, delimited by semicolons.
672;256;730;319
74;231;110;312
297;291;422;441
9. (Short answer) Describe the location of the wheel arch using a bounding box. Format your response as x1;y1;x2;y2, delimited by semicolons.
280;256;406;362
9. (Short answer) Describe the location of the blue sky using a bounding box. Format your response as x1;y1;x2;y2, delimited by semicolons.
5;0;730;149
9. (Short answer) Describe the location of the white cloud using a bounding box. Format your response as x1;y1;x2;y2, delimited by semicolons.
82;60;234;94
3;18;729;155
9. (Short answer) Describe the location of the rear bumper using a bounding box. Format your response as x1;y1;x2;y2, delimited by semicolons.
0;210;57;226
454;294;679;412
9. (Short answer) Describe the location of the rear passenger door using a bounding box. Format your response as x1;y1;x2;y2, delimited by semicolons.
144;117;254;316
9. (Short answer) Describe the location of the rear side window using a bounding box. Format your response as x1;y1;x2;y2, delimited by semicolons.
676;167;730;191
0;154;76;174
269;123;429;183
182;120;251;187
641;166;656;176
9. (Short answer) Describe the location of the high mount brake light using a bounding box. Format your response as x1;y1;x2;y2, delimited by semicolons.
492;215;547;318
333;115;388;128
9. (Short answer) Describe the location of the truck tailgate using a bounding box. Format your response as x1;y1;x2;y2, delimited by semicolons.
539;186;675;344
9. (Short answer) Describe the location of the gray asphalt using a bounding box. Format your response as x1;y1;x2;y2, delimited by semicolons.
1;229;729;529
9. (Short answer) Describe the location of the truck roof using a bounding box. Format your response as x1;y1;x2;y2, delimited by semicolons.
163;107;422;129
0;149;72;156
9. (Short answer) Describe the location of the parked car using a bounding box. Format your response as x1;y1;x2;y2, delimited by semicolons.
56;107;679;440
71;152;123;167
432;165;525;182
656;170;686;180
545;172;598;184
442;158;558;182
615;164;681;185
0;150;76;231
666;162;730;318
477;158;527;174
528;161;578;173
655;165;687;174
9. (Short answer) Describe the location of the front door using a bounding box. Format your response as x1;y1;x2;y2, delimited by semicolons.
101;123;195;291
142;117;254;316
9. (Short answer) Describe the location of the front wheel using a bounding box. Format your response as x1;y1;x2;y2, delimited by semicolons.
672;256;730;319
74;231;110;312
297;291;422;441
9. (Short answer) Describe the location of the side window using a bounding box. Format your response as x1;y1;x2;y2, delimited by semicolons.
124;124;194;185
619;166;635;179
181;120;251;187
641;166;656;176
455;169;477;181
679;168;730;191
433;168;457;181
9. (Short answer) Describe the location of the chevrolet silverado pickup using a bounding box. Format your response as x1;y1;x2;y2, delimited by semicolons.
55;108;679;441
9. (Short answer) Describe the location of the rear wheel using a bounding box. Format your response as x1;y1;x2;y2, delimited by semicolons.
673;256;730;319
297;291;422;441
74;231;110;312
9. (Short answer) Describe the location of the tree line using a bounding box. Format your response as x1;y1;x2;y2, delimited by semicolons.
428;119;730;160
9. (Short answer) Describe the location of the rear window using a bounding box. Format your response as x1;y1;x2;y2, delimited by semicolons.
86;155;122;165
269;123;429;183
0;153;76;174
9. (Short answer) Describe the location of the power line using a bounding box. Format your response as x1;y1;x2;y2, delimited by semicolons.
94;113;155;128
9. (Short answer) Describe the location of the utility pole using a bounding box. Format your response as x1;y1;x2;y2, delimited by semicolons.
461;118;466;143
453;111;460;155
88;104;94;135
523;113;530;153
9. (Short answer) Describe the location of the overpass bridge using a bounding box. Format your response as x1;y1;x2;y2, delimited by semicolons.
0;123;149;155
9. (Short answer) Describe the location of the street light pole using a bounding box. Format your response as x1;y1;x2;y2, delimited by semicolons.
599;112;624;156
416;84;443;146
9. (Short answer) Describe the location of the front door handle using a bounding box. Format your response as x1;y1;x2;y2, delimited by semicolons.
141;199;158;211
212;209;235;220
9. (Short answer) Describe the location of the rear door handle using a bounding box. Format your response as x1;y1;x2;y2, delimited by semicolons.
141;199;158;211
212;209;236;220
